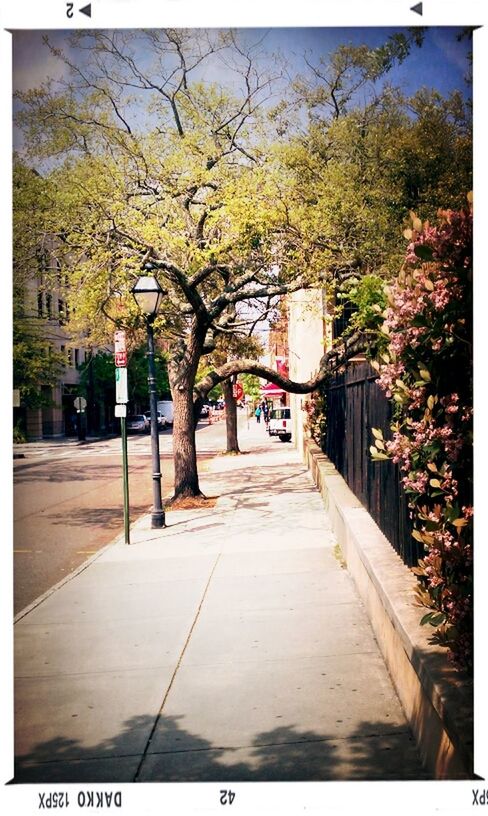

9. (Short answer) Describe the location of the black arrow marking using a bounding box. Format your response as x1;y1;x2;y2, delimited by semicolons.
79;3;91;17
410;2;423;15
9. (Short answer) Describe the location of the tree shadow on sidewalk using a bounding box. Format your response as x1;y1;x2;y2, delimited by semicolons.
14;711;428;784
207;463;317;498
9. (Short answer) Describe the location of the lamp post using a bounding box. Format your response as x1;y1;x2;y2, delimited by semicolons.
132;265;166;529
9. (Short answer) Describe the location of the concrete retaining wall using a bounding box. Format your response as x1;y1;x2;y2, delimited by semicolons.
303;438;473;779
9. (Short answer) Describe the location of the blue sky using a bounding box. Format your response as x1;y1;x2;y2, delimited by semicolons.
12;26;472;99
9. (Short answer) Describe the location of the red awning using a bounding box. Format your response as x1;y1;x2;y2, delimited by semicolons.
259;382;285;397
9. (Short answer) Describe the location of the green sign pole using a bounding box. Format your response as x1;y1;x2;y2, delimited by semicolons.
115;349;130;544
121;414;130;545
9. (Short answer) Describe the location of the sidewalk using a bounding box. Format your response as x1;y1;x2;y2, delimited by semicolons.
13;421;429;783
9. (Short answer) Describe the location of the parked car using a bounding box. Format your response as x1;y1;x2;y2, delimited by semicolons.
144;411;167;429
126;414;150;433
268;407;292;442
200;403;211;418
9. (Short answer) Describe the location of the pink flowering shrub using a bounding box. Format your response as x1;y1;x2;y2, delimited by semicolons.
370;203;473;670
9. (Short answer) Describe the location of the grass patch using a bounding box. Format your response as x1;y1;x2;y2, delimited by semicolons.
333;543;347;568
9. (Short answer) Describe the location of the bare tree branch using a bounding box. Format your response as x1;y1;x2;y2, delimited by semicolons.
194;330;365;398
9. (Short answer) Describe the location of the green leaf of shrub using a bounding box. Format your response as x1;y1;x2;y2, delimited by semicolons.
371;451;389;461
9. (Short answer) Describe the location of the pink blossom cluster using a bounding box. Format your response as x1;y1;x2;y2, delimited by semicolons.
441;393;460;415
404;209;472;272
384;271;463;341
385;416;462;489
376;360;405;398
402;471;429;494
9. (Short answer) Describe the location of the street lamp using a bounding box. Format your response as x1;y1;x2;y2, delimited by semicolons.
132;264;165;528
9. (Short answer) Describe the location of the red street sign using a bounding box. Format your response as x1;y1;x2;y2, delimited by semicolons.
233;382;244;400
115;351;127;367
114;330;127;354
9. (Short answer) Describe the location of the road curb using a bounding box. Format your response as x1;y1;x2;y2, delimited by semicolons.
13;527;131;624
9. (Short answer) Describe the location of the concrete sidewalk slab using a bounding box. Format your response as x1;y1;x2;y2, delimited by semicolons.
14;421;430;783
15;574;212;625
147;651;409;752
15;613;192;676
179;603;378;666
198;568;356;613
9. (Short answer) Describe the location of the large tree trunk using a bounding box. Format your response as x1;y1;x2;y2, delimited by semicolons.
170;383;203;500
168;332;205;501
223;379;240;453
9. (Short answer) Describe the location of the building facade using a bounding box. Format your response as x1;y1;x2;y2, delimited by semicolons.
287;288;332;453
15;246;112;441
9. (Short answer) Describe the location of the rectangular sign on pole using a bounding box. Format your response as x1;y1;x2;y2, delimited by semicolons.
114;330;127;354
115;351;128;367
233;382;244;400
115;366;128;404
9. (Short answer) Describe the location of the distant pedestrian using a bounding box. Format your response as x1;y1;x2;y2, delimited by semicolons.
255;405;261;423
263;403;269;429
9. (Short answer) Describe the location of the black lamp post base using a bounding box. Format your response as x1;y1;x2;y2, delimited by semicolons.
151;510;166;529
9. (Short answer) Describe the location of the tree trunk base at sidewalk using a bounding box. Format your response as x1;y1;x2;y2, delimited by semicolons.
166;494;219;510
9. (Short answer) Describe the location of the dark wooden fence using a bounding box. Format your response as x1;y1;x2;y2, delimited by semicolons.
323;358;422;567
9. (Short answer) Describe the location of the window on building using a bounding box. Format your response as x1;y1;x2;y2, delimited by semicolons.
45;293;52;318
74;348;79;367
37;291;44;318
58;299;70;324
66;348;73;366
